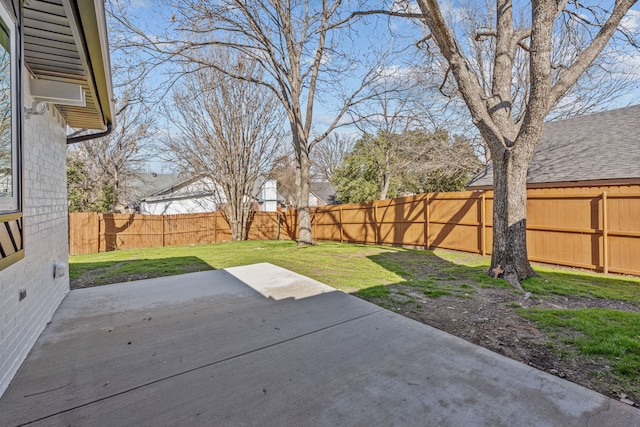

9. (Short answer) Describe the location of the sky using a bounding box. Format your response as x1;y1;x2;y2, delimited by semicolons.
106;0;640;173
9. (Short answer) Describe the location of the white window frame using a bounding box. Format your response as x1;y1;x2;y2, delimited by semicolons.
0;1;17;213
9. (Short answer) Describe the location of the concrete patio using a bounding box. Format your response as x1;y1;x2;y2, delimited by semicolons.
1;263;638;426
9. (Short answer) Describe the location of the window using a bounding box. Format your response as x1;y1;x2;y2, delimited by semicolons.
0;4;16;212
0;1;21;271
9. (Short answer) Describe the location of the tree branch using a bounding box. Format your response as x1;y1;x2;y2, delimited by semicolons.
549;0;637;107
475;30;497;41
416;0;508;153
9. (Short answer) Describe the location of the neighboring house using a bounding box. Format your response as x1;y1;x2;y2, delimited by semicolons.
118;172;181;212
467;105;640;193
139;176;281;215
309;181;337;207
140;175;220;215
0;0;113;397
261;179;280;212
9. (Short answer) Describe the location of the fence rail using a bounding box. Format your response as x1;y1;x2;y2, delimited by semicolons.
69;189;640;276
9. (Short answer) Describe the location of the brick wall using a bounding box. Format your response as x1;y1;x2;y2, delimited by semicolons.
0;75;70;396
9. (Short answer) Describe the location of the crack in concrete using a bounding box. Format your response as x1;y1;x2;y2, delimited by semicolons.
22;383;71;398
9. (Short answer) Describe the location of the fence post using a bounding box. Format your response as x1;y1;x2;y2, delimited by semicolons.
339;205;344;243
162;215;166;247
602;192;608;274
97;213;102;252
481;193;486;256
214;212;218;242
312;209;316;241
374;200;379;244
424;194;430;249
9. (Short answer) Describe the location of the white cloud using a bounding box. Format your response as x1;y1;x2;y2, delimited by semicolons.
620;9;640;33
378;64;414;79
390;1;420;15
610;51;640;79
390;0;463;24
315;114;353;127
130;0;153;9
302;51;332;68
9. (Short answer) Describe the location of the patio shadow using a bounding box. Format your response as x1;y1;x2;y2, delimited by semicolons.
70;256;214;289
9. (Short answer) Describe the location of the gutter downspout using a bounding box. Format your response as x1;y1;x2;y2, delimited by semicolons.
66;122;113;145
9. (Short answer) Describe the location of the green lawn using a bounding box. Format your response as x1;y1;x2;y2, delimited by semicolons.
70;240;640;396
519;308;640;379
70;240;640;302
70;240;405;291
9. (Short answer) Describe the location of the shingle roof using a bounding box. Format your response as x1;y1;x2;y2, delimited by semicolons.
126;173;182;201
311;181;337;204
467;105;640;188
135;174;287;204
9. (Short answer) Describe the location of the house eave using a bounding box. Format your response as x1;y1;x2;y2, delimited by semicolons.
142;192;216;203
73;0;114;128
23;0;114;130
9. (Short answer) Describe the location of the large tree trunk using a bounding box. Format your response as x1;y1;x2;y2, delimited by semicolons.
412;0;638;292
489;147;537;289
231;220;243;242
379;153;392;200
380;172;391;200
227;189;248;242
296;144;314;245
228;203;243;242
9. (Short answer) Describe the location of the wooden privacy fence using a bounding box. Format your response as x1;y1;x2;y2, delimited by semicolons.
69;211;298;255
69;189;640;276
312;190;640;276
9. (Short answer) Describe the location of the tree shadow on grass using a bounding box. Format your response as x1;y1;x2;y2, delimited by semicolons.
359;247;640;305
70;256;214;290
358;248;508;300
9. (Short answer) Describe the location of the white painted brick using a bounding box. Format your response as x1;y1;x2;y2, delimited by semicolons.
0;73;70;397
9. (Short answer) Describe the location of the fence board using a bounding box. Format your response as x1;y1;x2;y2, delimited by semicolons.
247;212;280;241
609;234;640;275
99;214;163;251
314;207;342;241
164;213;218;246
69;212;98;255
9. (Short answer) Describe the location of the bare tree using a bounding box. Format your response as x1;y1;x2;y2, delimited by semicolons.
164;48;283;241
311;133;354;182
110;0;394;245
383;0;639;289
67;87;154;212
453;1;640;122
